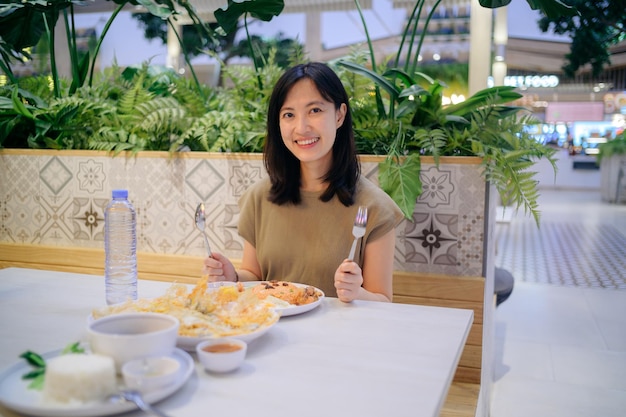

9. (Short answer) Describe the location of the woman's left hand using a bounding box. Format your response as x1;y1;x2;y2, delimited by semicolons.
334;260;364;302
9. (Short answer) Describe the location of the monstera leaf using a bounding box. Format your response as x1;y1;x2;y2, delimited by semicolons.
0;0;69;57
214;0;284;34
478;0;578;18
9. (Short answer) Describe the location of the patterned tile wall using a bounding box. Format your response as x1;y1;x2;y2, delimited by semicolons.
0;151;488;277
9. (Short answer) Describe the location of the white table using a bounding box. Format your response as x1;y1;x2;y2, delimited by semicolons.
0;267;473;417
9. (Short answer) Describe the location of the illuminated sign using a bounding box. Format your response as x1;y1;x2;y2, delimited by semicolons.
487;75;560;88
504;75;560;88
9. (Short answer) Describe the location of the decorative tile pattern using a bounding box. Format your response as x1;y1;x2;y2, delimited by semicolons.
37;193;78;244
77;159;106;194
186;159;225;202
401;161;487;276
418;166;455;208
0;152;492;278
40;157;73;195
71;197;105;242
496;221;626;289
405;212;459;265
230;161;264;198
0;154;42;243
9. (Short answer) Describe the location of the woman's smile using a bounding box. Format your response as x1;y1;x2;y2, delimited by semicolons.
294;137;319;146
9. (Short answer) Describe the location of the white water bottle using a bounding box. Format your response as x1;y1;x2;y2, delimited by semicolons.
104;189;137;305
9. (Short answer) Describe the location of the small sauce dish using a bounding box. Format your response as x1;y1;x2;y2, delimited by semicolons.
196;338;247;373
121;356;180;393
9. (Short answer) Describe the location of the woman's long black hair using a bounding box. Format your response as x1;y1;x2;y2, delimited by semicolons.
264;62;360;206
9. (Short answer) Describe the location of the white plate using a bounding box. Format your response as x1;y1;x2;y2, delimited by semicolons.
0;348;194;417
243;282;325;317
176;318;277;351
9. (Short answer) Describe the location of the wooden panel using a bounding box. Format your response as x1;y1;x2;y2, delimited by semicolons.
394;271;485;302
464;323;483;347
0;243;104;270
440;382;480;417
0;243;207;282
453;366;481;385
457;344;482;370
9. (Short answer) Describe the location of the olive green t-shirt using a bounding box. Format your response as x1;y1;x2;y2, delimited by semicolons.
237;176;403;297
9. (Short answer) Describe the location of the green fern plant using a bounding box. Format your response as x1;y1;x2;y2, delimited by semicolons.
176;110;265;152
334;0;559;225
340;57;557;225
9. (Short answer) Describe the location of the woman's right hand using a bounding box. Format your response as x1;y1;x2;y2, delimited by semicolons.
203;252;238;282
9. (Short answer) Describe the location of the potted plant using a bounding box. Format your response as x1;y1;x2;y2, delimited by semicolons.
597;131;626;203
0;0;285;149
326;0;566;225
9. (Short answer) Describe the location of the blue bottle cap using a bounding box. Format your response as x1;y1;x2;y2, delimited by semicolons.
112;189;128;199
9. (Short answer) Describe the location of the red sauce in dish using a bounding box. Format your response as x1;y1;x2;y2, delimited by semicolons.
202;343;241;353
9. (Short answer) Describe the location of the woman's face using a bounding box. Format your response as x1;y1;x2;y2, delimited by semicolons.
279;78;346;168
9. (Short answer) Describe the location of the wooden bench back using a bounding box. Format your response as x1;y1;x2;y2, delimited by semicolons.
393;271;484;384
0;244;203;283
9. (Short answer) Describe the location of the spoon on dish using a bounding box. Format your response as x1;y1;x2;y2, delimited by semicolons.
109;389;173;417
195;203;213;258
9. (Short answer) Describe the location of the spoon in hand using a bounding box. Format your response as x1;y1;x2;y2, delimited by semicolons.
195;203;213;257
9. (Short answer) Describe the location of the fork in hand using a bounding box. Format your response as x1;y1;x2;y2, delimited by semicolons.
347;205;368;261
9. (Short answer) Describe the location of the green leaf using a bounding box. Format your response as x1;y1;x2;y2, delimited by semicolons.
478;0;578;18
337;60;400;100
398;84;429;100
396;99;419;119
62;341;85;354
444;86;521;117
378;153;422;220
21;368;45;380
132;0;175;19
523;0;579;18
0;3;48;52
19;351;45;369
382;68;416;89
478;0;511;8
27;373;45;390
69;50;90;94
11;87;35;119
214;0;284;34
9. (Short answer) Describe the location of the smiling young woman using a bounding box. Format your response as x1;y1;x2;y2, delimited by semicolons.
203;62;403;303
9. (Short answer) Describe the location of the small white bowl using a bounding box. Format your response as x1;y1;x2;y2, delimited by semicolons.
121;356;180;393
196;338;247;373
87;312;179;370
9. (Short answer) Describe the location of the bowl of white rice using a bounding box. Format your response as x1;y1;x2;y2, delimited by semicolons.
43;353;116;405
87;312;179;371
